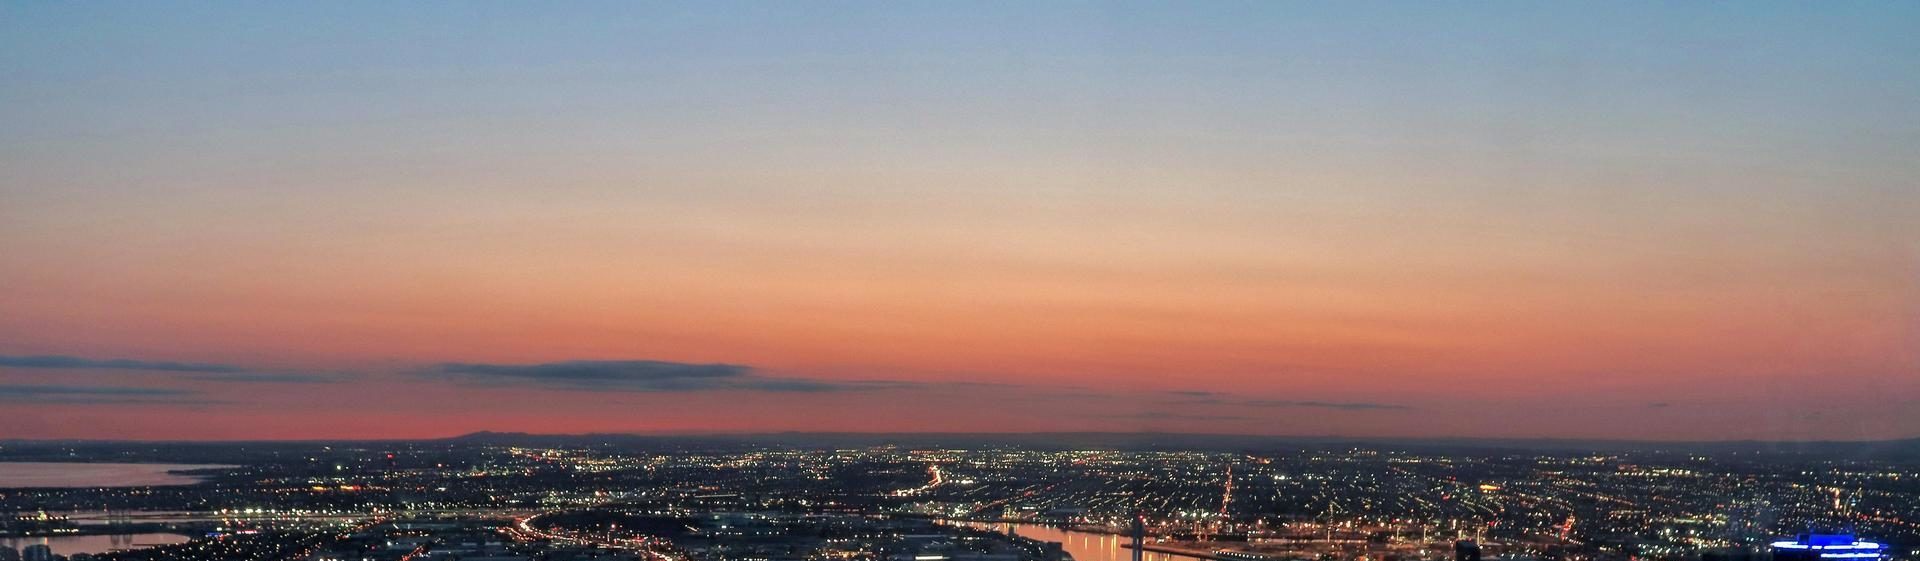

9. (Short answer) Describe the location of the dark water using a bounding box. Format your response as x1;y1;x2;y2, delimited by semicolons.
1;533;191;556
0;462;230;488
963;522;1194;561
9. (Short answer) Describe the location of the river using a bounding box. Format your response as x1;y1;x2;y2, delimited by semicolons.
1;533;191;556
961;522;1199;561
0;462;232;488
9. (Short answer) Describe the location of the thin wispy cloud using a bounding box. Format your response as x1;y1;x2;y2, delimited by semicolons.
431;360;917;393
1241;400;1411;411
187;373;352;384
1164;390;1410;411
0;384;219;406
1166;390;1220;398
1096;412;1250;422
0;385;190;397
0;355;241;373
0;354;351;385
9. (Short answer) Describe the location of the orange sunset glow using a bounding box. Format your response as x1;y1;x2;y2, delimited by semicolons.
2;3;1916;441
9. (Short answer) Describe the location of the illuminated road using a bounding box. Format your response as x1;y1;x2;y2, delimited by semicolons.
895;463;946;497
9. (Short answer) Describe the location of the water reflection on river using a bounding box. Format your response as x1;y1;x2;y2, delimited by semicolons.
961;522;1193;561
0;463;232;488
1;533;190;556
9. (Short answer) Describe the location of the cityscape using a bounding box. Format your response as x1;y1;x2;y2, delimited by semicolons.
3;3;1916;561
1;437;1917;561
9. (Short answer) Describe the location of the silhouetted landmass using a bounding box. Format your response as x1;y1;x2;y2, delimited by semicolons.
440;431;1920;458
6;431;1918;462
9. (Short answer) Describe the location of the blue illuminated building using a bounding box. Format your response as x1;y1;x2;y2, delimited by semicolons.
1771;534;1885;561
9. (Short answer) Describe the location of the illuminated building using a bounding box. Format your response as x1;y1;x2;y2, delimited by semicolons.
1770;534;1885;561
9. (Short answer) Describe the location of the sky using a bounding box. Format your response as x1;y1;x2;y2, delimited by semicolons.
2;2;1917;441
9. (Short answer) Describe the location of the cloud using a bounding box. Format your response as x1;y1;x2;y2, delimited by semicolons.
1166;390;1221;400
430;360;911;393
1096;412;1250;421
0;354;346;385
439;360;747;383
1648;402;1671;409
0;384;220;405
186;373;352;384
0;355;241;373
1242;399;1410;411
1161;390;1409;411
0;385;191;397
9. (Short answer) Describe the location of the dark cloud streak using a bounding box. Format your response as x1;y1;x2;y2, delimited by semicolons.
1095;412;1250;421
1165;390;1410;411
431;360;914;393
0;355;241;373
188;373;350;384
1241;399;1410;411
0;384;220;406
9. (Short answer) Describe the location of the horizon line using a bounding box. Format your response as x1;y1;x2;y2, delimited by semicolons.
2;429;1914;447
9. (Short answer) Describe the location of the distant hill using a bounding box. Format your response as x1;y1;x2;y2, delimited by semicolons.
6;431;1917;459
437;430;1920;459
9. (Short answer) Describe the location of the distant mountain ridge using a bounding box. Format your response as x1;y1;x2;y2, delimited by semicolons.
437;430;1920;458
5;431;1917;459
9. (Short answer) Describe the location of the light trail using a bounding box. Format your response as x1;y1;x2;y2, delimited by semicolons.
1221;463;1234;517
894;463;946;497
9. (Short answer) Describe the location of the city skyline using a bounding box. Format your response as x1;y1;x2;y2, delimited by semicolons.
3;2;1918;441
